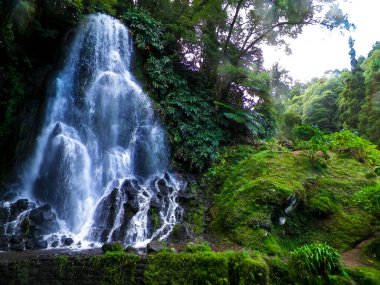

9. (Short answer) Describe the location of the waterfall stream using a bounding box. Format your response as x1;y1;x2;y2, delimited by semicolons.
2;14;184;249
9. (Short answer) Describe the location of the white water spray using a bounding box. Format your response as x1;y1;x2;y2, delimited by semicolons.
15;14;184;248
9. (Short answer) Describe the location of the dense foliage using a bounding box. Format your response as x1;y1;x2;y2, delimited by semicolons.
0;0;355;177
281;39;380;149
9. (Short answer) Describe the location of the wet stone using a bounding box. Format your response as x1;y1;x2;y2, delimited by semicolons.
147;240;167;253
15;199;29;212
64;238;74;246
125;246;138;254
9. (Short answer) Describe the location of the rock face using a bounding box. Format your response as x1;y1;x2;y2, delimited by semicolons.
0;198;60;251
87;174;184;246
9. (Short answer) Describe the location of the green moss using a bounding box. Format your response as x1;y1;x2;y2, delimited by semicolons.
144;251;269;285
149;207;160;230
88;252;139;285
266;257;292;285
101;241;125;252
347;267;380;285
364;237;380;261
207;145;378;253
12;261;29;285
311;208;375;250
58;255;70;279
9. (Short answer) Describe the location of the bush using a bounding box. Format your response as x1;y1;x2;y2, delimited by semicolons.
328;130;380;165
290;243;344;284
293;125;322;141
353;184;380;216
293;125;329;169
183;242;212;253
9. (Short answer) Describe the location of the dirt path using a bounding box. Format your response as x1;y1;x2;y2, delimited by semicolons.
341;232;379;267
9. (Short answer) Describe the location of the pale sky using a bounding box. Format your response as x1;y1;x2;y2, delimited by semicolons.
262;0;380;82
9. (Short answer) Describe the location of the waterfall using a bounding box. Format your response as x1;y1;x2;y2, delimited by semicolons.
8;14;184;248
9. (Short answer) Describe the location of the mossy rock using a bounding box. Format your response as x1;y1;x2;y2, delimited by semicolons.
144;250;269;285
206;146;378;252
101;241;125;252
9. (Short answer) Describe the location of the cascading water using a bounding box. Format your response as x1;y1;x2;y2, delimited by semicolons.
0;14;184;249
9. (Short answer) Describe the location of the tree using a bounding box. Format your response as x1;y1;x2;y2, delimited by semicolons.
358;46;380;145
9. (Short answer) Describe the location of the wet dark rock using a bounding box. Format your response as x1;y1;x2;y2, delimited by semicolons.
25;239;36;250
125;246;138;254
35;239;48;249
102;241;124;252
169;224;190;241
177;193;195;204
149;196;161;209
16;199;29;212
0;235;10;251
10;234;25;251
24;237;47;250
28;204;60;235
10;241;24;251
122;179;139;200
0;207;8;223
10;234;24;244
157;179;168;195
147;240;167;253
51;240;59;248
64;238;74;246
259;223;272;231
99;229;110;243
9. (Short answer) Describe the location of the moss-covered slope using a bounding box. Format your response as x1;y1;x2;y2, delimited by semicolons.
206;145;379;253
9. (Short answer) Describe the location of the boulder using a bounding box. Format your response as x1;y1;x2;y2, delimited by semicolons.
51;240;59;248
147;240;167;253
28;204;60;235
170;224;191;241
10;234;24;251
101;241;124;252
15;199;29;212
125;246;139;254
64;238;74;246
10;241;24;251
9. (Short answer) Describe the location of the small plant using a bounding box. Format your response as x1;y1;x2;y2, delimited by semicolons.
183;242;212;253
290;243;344;284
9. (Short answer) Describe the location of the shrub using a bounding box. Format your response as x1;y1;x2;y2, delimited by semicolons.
328;130;380;165
144;251;269;285
293;125;322;141
183;242;212;253
289;243;344;284
292;125;329;169
353;184;380;216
